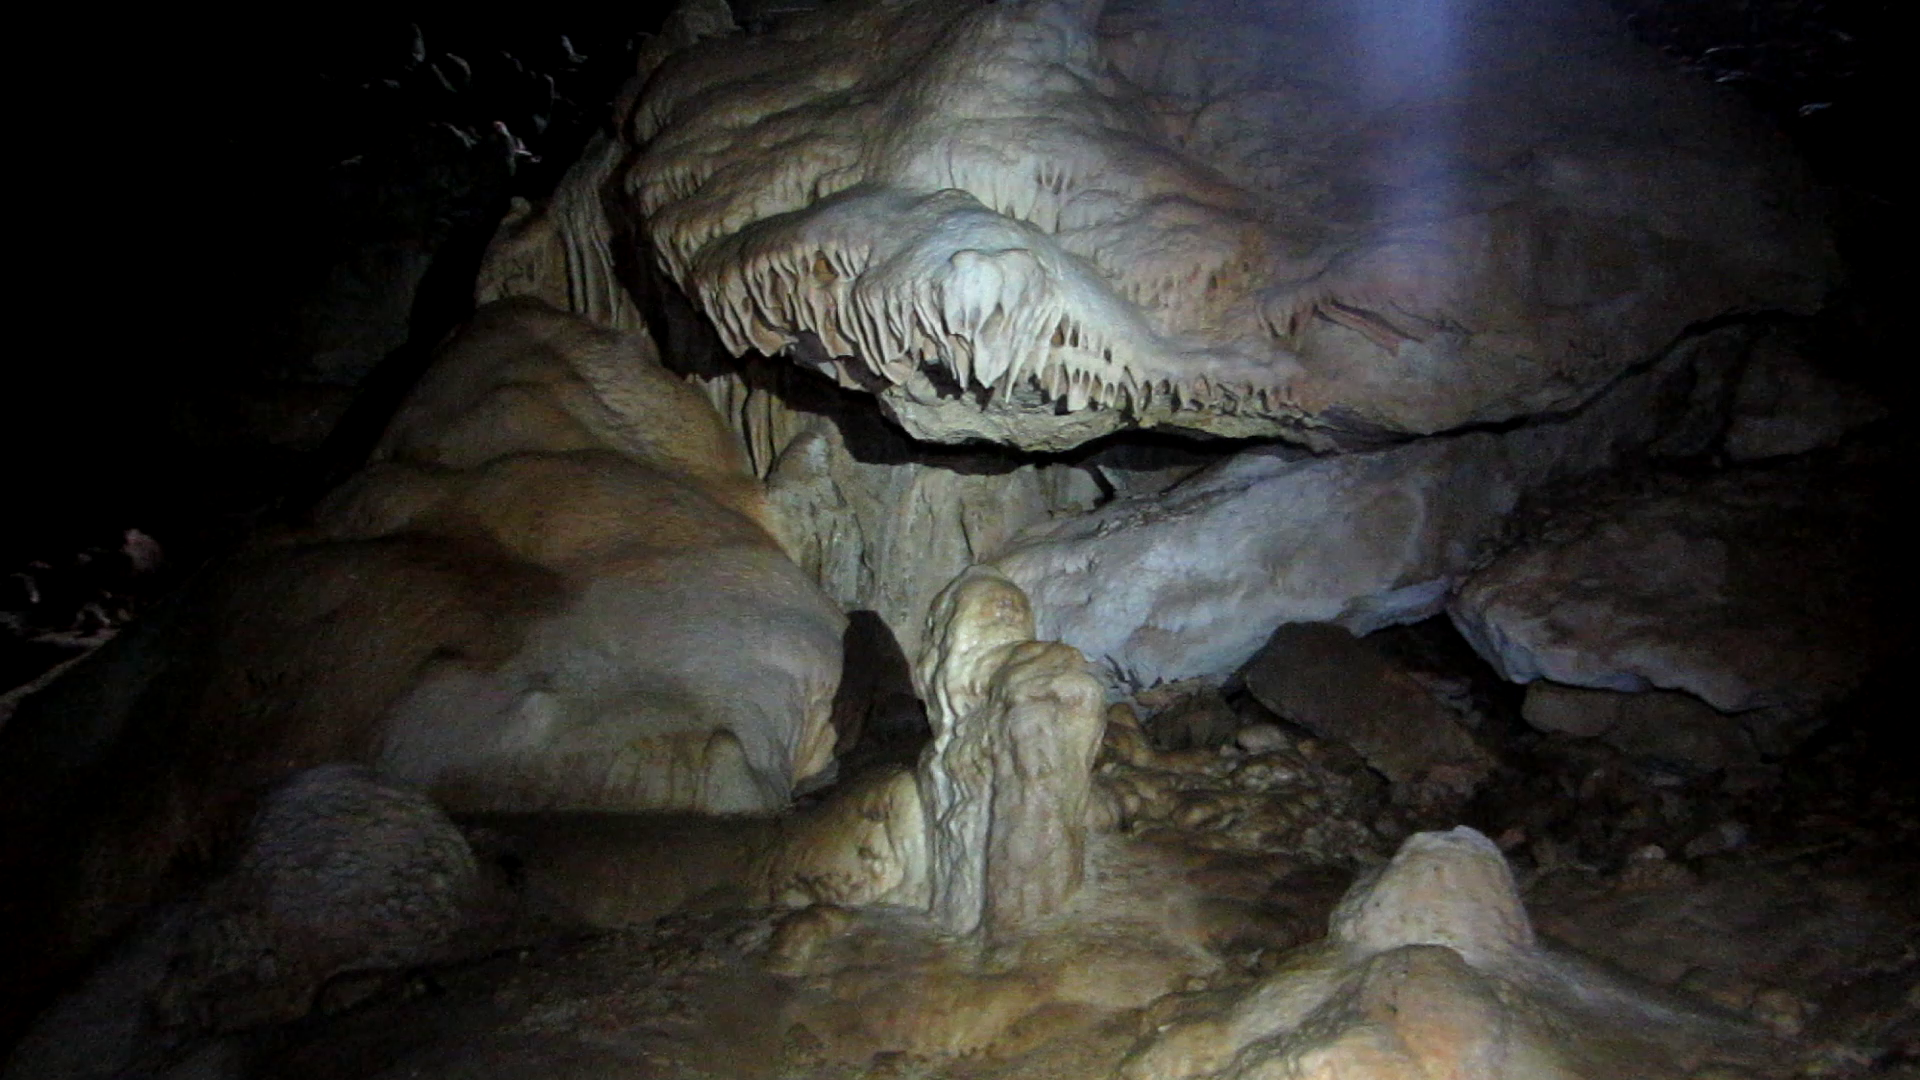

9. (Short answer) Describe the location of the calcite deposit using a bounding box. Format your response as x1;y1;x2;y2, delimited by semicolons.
624;0;1832;449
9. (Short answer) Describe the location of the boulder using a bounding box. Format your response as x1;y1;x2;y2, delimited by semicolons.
1723;330;1885;461
992;321;1730;687
6;766;490;1078
1451;464;1876;753
1242;623;1492;808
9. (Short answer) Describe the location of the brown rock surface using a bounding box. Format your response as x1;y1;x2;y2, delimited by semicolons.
1243;623;1492;809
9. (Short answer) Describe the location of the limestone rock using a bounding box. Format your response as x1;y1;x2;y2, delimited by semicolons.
1242;624;1492;808
156;766;484;1032
1122;827;1785;1080
766;420;1091;661
1450;464;1876;753
1328;827;1532;968
1523;683;1757;771
1724;332;1885;462
914;567;1106;937
1141;683;1242;752
992;323;1749;688
623;0;1831;451
6;767;488;1078
752;765;929;910
999;435;1519;687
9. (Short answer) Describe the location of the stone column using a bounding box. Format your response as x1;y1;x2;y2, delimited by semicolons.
914;566;1105;937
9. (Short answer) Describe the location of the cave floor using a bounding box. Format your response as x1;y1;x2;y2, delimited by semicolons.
234;714;1920;1080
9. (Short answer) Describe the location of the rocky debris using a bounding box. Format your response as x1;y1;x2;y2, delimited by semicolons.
1470;725;1775;883
1121;827;1786;1080
1451;462;1877;755
1242;623;1494;812
1530;852;1920;1060
1137;681;1243;752
1093;703;1387;865
913;567;1106;938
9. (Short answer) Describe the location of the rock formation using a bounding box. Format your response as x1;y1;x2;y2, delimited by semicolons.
0;299;845;1032
5;766;492;1080
913;566;1107;937
1122;827;1782;1079
624;0;1832;450
2;0;1895;1072
1242;623;1492;810
991;324;1745;686
300;297;847;812
1450;462;1877;754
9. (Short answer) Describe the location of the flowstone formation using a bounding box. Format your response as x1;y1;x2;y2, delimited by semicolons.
0;300;846;1031
662;566;1106;936
624;0;1832;450
305;297;848;814
913;566;1107;937
1122;827;1784;1079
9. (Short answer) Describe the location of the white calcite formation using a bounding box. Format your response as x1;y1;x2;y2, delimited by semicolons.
311;299;848;813
1121;827;1783;1080
914;567;1107;937
991;322;1738;687
739;566;1107;936
624;0;1832;450
765;422;1098;661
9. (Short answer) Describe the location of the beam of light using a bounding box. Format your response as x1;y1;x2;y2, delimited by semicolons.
1345;0;1467;231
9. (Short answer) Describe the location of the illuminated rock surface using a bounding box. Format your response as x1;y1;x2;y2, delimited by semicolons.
625;0;1833;450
